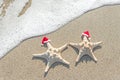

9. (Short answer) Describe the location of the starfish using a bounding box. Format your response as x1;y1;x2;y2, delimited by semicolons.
69;31;102;63
33;37;69;73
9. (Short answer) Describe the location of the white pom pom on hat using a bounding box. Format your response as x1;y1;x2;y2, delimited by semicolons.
81;30;91;39
41;36;51;45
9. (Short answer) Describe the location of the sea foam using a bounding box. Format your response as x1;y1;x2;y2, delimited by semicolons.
0;0;120;58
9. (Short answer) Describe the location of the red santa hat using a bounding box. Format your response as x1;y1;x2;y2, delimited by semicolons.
41;36;50;45
82;30;91;38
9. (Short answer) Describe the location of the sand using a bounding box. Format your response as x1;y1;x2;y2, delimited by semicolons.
0;0;31;17
0;5;120;80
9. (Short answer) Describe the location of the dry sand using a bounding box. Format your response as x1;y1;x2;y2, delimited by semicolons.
0;5;120;80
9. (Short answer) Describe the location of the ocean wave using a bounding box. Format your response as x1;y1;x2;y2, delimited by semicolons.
0;0;120;58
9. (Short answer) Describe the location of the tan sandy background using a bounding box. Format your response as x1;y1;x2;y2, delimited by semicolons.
0;5;120;80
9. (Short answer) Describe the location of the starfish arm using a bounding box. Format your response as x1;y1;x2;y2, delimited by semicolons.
45;61;52;73
58;57;70;65
88;50;97;62
47;42;53;49
45;59;58;73
32;52;48;59
60;59;70;65
76;50;84;62
91;41;102;48
58;43;68;52
69;42;83;49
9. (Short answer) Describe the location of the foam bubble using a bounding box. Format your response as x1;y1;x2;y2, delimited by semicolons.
0;0;120;58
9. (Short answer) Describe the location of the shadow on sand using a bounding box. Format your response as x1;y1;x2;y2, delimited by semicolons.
70;45;102;66
32;50;69;77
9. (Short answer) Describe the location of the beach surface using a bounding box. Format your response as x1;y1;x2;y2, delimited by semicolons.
0;5;120;80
